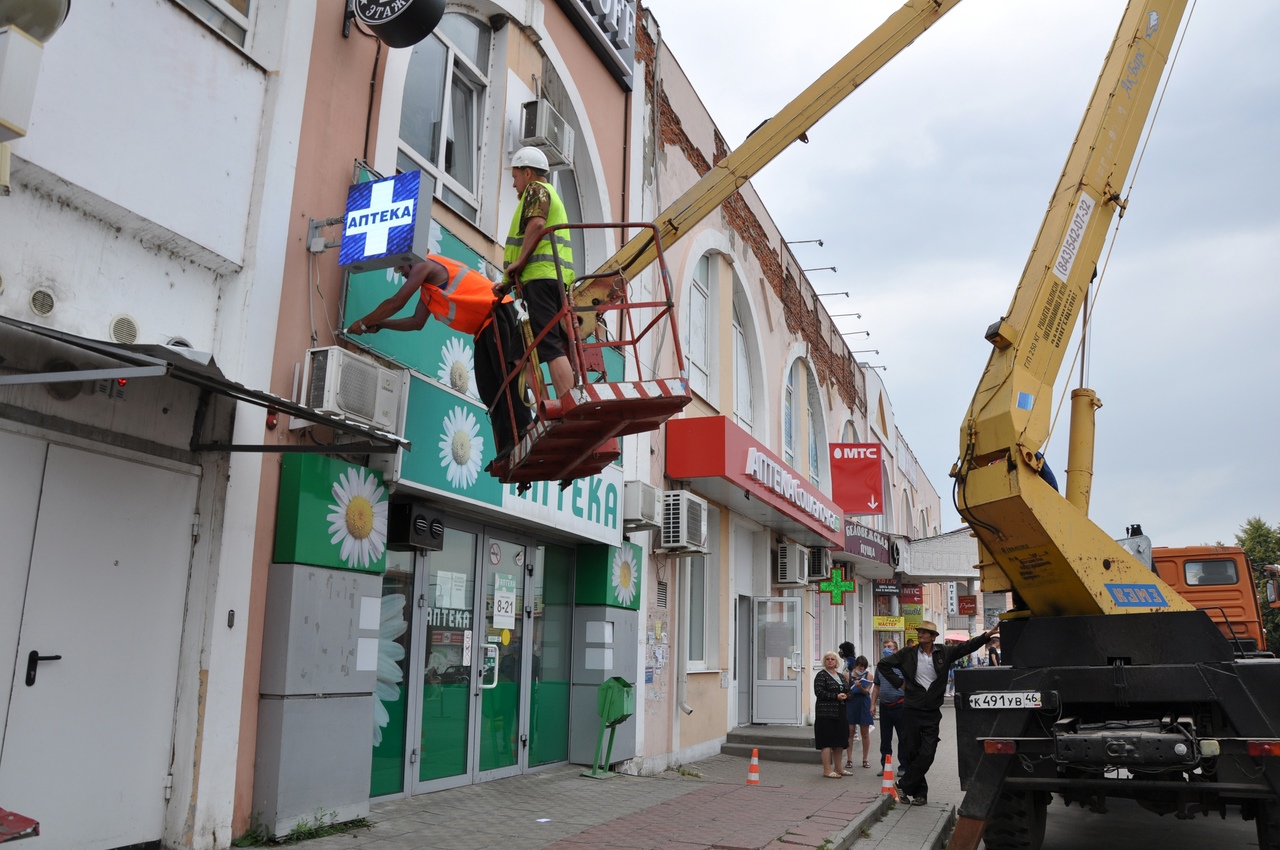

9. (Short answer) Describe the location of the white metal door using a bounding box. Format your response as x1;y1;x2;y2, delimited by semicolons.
751;597;804;724
0;441;198;850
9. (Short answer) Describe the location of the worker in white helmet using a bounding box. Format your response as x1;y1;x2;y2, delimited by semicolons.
503;146;576;399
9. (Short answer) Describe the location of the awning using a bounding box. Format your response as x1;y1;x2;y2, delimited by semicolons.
0;315;409;453
666;415;843;549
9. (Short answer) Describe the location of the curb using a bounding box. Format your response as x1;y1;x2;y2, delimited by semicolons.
830;793;895;850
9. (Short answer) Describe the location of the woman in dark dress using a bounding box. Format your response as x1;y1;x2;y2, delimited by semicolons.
814;651;851;778
847;655;875;767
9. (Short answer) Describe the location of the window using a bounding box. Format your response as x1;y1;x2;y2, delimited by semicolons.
733;305;753;430
173;0;250;46
842;421;859;443
686;255;711;397
688;555;707;664
783;364;797;466
807;377;823;487
1186;560;1237;586
399;14;492;223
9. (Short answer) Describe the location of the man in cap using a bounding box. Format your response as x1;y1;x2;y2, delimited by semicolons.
503;146;576;400
876;619;999;806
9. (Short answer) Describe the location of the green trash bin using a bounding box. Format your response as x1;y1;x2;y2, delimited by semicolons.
583;677;634;779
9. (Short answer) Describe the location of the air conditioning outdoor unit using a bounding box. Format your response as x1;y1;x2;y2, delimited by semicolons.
303;346;408;433
623;480;662;532
661;490;708;553
520;100;576;168
807;547;832;582
776;543;810;586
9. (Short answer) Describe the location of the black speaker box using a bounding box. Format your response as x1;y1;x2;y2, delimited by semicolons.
387;501;445;551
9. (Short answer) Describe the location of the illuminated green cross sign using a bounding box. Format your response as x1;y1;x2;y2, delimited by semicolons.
819;567;857;605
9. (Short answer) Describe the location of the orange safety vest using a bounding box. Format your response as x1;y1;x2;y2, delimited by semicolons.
420;255;507;336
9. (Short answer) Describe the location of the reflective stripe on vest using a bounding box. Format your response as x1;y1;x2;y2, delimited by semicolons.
421;255;500;336
503;181;575;287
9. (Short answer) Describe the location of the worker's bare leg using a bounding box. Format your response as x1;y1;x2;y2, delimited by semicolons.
548;355;574;398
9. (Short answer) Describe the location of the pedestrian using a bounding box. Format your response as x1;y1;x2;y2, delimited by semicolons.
813;651;851;779
877;620;999;806
502;146;576;401
346;255;531;460
871;640;905;776
987;636;1001;667
846;656;874;769
837;641;858;755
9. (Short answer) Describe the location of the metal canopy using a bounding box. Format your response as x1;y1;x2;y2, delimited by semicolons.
0;315;409;454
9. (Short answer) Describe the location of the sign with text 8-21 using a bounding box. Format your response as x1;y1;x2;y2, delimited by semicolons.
339;170;435;273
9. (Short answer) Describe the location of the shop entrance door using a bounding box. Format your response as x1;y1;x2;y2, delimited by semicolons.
751;597;803;724
474;533;530;781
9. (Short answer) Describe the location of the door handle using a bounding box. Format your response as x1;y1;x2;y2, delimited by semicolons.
25;650;63;686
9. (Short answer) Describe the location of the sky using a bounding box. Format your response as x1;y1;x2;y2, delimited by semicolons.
640;0;1280;550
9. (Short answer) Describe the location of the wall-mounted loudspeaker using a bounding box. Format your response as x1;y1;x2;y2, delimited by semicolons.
387;501;445;551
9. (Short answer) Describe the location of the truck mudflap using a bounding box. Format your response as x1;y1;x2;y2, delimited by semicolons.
945;613;1280;850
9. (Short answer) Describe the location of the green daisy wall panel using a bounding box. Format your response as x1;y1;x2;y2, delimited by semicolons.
396;377;505;504
275;454;388;574
575;541;642;610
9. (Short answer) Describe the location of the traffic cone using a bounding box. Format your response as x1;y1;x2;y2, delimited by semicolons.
747;748;761;785
880;754;898;800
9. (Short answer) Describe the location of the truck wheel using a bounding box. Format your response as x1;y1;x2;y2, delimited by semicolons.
1258;800;1280;850
982;789;1048;850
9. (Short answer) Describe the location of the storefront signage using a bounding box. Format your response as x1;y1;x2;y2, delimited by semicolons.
666;416;844;548
425;607;472;629
873;578;901;596
873;616;905;631
745;448;841;533
958;595;977;616
274;455;388;574
339;170;433;273
557;0;637;87
830;442;885;515
844;520;891;563
354;0;445;49
901;584;923;604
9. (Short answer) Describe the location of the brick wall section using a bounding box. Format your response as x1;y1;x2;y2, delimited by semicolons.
637;14;863;415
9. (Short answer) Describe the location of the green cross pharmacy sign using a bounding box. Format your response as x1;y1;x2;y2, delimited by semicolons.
818;567;857;605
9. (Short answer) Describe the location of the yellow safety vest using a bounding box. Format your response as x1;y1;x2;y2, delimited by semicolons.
504;181;574;287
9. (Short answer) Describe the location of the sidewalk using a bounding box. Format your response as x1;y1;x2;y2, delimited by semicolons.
302;747;952;850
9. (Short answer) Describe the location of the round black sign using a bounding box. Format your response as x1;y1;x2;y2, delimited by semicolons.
354;0;446;49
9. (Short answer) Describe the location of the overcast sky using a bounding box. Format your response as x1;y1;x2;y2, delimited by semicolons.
641;0;1280;549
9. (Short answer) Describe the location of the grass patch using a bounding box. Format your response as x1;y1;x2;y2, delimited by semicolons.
232;810;372;846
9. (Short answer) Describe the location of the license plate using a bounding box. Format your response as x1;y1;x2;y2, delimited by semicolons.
968;691;1042;709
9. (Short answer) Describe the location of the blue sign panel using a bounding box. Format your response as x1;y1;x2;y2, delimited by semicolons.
1104;583;1170;608
338;170;434;272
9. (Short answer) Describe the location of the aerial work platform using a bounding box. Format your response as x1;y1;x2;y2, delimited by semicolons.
487;223;692;488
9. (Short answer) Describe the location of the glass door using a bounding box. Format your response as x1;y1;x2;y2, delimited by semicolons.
413;527;479;792
752;597;803;724
474;533;529;780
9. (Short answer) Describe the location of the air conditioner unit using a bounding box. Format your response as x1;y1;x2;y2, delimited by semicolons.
776;543;810;586
807;547;832;582
520;100;576;168
303;346;407;433
623;480;662;532
661;490;708;552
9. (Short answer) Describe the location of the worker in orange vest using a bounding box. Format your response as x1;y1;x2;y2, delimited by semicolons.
346;255;531;460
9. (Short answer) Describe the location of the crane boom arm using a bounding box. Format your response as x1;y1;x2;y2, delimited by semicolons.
955;0;1194;617
595;0;964;281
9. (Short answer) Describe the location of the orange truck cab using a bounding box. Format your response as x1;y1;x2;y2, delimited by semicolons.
1152;546;1268;654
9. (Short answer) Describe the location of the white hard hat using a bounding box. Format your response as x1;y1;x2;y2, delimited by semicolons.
511;146;549;172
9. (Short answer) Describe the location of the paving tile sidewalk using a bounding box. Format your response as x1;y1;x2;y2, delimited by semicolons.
303;752;894;850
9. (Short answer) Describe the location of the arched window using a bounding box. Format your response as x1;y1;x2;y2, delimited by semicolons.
783;364;797;466
841;421;859;443
732;302;754;431
807;377;823;487
398;14;492;223
684;255;713;398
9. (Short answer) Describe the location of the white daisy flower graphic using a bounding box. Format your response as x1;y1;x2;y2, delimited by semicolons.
610;547;638;607
373;593;408;747
437;336;478;398
438;406;484;489
325;466;388;570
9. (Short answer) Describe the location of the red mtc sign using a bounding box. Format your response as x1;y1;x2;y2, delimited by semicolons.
830;443;884;516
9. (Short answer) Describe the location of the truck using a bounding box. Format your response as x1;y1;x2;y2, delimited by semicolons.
943;2;1280;848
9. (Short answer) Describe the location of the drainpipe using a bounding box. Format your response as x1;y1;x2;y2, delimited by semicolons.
675;555;693;716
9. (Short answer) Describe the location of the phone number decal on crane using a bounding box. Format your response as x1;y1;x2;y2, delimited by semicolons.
1105;584;1170;607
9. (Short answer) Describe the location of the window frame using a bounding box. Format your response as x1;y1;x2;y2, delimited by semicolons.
397;15;493;224
171;0;252;48
685;255;711;398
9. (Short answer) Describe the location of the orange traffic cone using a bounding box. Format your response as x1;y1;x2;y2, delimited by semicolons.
747;748;761;785
881;754;898;800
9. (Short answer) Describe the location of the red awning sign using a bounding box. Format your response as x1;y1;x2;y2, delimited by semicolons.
830;443;884;515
